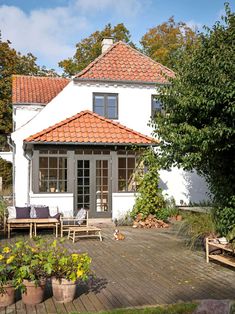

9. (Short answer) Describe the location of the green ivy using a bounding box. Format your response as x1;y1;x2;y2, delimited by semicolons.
131;149;167;220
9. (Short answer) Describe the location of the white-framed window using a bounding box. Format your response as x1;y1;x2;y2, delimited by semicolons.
93;93;118;119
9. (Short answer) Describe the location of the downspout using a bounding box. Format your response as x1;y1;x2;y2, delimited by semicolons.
23;145;33;205
7;136;15;206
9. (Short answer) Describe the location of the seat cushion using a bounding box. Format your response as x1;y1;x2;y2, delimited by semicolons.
8;206;16;219
35;206;50;218
15;206;31;219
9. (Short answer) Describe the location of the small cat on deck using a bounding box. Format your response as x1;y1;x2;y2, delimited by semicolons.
113;229;125;240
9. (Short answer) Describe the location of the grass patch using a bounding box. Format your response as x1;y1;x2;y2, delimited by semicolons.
69;302;197;314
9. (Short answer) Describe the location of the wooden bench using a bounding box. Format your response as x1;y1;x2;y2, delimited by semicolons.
206;238;235;268
68;226;102;242
7;218;60;238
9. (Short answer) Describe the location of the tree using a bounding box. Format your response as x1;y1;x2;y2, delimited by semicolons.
0;32;58;188
140;17;199;69
59;23;135;76
152;4;235;234
0;32;58;144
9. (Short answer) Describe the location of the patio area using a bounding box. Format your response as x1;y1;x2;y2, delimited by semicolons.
0;225;234;313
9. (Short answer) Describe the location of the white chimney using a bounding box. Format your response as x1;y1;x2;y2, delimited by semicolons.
101;38;114;53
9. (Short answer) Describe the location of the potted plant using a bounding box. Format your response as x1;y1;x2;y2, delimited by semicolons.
0;244;16;306
13;240;51;305
48;241;91;303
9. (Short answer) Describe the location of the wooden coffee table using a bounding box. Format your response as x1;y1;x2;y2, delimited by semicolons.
68;226;102;242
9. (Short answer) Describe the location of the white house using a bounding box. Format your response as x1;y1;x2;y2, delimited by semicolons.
10;39;209;220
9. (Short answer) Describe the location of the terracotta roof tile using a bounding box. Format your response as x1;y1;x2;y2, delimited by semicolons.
75;41;174;83
24;110;156;145
12;75;70;105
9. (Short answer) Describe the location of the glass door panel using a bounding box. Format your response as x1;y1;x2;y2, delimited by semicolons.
96;160;109;212
76;160;90;213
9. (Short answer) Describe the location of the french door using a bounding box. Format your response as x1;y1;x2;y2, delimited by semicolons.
76;156;111;218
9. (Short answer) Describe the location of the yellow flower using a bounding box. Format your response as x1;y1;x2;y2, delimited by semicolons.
6;256;15;264
0;254;4;261
31;247;37;252
3;247;11;254
76;269;83;277
72;253;78;259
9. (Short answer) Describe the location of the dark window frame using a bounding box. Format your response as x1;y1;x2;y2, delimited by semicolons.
151;95;162;117
38;150;68;193
93;93;118;119
118;155;138;192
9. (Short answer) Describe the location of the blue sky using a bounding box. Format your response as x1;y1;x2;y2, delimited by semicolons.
0;0;234;73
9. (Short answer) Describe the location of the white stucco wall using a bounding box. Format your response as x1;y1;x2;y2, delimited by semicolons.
112;193;137;221
13;105;43;131
29;193;74;216
11;80;210;209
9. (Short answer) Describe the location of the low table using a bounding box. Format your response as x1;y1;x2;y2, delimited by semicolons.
68;226;102;242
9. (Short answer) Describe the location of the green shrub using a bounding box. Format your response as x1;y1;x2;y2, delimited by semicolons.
0;157;12;189
178;212;217;249
214;196;235;236
131;149;166;220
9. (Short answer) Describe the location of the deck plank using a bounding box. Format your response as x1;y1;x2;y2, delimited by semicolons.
1;226;235;313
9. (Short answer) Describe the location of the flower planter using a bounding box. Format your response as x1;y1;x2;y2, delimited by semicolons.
0;283;15;307
21;279;46;305
52;277;77;303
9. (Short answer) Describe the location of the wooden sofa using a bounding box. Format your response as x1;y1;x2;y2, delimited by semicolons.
5;206;60;238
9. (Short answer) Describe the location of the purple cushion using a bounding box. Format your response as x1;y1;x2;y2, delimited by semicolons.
50;213;61;220
35;206;50;218
16;207;31;219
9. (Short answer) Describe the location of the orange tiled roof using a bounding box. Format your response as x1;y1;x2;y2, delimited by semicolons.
12;75;70;105
75;41;174;83
24;110;155;145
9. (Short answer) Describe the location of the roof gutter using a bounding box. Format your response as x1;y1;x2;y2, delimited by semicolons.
23;141;158;149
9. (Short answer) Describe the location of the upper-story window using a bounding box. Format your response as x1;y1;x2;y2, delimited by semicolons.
93;93;118;119
151;95;162;117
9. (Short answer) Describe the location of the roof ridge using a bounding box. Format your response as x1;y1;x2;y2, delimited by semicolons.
12;74;70;81
75;41;120;78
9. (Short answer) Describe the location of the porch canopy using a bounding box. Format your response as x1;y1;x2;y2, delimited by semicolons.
24;110;156;147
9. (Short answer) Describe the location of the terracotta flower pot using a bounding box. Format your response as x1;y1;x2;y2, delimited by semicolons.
52;277;77;303
21;279;46;305
0;283;15;307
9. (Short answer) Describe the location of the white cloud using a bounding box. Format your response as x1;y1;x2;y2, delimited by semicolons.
186;20;203;32
75;0;147;18
0;4;88;70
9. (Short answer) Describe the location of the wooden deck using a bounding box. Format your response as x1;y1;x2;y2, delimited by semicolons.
0;226;234;313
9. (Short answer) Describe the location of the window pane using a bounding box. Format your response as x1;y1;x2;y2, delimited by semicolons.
118;169;126;180
94;95;105;116
118;158;126;168
39;169;48;180
152;96;162;115
49;157;57;168
49;169;57;179
107;106;117;119
39;157;48;168
127;158;135;169
118;180;126;191
59;157;67;168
